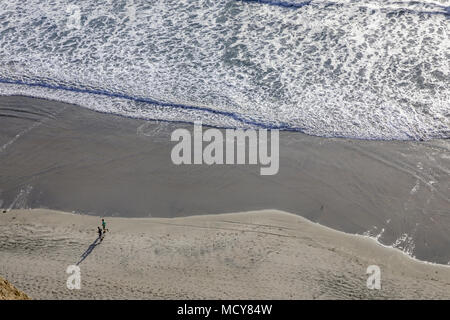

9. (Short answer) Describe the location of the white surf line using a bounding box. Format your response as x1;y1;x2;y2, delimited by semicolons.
0;106;67;154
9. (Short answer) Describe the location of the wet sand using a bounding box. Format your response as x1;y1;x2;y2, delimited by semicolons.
1;209;450;300
0;95;449;264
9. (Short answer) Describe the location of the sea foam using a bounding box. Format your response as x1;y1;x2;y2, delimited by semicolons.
0;0;448;140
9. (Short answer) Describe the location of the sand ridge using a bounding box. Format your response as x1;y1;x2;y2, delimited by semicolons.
1;209;449;299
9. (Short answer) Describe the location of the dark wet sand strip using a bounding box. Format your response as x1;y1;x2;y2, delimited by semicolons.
0;95;449;264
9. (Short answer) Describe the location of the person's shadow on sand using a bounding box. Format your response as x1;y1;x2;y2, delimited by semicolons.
76;237;101;266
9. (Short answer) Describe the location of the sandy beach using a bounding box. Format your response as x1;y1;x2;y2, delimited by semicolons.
1;95;449;300
1;96;449;265
1;0;449;303
1;208;450;300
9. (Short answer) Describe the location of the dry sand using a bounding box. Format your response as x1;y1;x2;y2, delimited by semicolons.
1;209;450;299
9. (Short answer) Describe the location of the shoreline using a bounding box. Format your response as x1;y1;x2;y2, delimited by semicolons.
6;206;450;268
2;208;450;299
1;93;440;142
1;95;449;265
31;207;450;268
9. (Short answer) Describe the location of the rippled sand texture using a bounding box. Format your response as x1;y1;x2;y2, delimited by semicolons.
1;209;450;299
0;0;448;139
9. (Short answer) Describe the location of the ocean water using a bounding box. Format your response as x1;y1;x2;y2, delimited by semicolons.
0;0;448;140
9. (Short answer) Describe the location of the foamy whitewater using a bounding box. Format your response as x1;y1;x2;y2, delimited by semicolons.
0;0;449;140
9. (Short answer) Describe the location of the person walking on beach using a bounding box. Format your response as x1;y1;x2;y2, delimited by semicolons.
102;219;106;232
97;227;105;242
